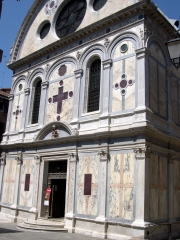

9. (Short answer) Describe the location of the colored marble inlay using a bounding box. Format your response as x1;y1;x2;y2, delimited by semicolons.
59;65;67;77
53;87;68;114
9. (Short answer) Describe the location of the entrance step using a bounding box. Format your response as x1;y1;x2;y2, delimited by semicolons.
17;218;68;232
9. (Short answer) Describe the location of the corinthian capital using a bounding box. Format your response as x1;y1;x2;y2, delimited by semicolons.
98;150;108;161
134;147;151;159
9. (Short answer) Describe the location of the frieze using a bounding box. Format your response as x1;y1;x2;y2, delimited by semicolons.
134;147;151;159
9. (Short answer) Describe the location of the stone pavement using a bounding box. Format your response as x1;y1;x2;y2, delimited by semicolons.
0;220;102;240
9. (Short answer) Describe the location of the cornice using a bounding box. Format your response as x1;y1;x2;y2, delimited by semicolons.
8;0;176;71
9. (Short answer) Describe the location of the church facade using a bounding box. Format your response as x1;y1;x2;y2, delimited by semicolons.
0;0;180;239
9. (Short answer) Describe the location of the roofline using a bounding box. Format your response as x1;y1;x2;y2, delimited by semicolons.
8;0;177;70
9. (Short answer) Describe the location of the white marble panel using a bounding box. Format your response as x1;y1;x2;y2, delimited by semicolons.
113;40;135;59
149;43;165;66
109;153;134;220
149;58;158;114
77;155;98;216
2;160;17;204
19;159;35;207
10;96;19;132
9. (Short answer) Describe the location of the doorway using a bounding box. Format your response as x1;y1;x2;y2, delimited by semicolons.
48;160;67;218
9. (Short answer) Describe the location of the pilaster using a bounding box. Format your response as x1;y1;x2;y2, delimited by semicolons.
65;153;77;233
168;153;176;223
101;59;112;116
10;152;23;223
135;48;151;111
20;88;30;131
93;150;108;239
132;146;151;228
3;94;14;141
71;69;83;127
38;81;49;127
29;155;41;220
0;153;6;202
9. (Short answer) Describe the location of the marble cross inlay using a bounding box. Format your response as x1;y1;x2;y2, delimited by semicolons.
13;106;22;119
48;80;73;121
114;59;135;110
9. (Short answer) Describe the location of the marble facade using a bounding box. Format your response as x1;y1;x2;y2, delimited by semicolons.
0;0;180;239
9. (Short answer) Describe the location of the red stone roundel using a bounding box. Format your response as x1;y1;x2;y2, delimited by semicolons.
58;65;67;77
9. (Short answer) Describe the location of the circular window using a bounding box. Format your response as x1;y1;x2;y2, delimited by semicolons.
18;84;23;91
120;44;128;53
55;0;87;38
93;0;107;11
40;22;51;39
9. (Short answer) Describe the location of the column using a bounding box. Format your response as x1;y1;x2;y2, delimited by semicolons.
38;81;49;127
20;88;30;131
65;153;77;233
93;150;108;238
135;48;151;114
2;94;14;143
10;153;23;223
132;146;151;228
71;69;83;127
0;153;6;202
29;155;41;220
168;153;176;223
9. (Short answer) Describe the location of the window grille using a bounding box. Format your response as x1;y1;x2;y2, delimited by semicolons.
32;80;42;124
87;59;101;112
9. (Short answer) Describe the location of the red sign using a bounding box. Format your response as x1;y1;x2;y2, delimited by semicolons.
46;188;51;194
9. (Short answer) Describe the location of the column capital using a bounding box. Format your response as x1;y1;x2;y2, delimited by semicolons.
68;153;77;162
15;153;23;165
98;150;108;161
168;153;176;164
9;94;14;101
34;155;41;165
41;81;49;89
74;69;83;78
24;88;30;96
102;59;113;69
0;154;6;165
135;47;151;59
134;147;151;159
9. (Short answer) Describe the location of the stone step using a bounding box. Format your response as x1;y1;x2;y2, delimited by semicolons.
23;219;65;228
17;219;68;232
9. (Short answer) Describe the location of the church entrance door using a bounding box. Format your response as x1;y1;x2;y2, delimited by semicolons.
50;179;66;218
48;160;67;218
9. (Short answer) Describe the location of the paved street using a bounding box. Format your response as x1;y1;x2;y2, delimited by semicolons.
0;220;101;240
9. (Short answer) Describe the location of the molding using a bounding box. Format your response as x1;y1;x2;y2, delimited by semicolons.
41;81;49;89
74;69;83;78
102;59;112;70
135;47;151;59
24;88;30;96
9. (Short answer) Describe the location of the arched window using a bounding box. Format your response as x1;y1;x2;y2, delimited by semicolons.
31;80;42;124
87;59;101;112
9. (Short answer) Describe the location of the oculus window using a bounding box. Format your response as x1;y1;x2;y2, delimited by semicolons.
55;0;87;38
93;0;107;11
40;22;51;39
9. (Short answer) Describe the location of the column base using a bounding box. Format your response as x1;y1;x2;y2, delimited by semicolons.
131;220;152;228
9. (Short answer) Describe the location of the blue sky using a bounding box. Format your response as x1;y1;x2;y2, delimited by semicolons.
0;0;180;89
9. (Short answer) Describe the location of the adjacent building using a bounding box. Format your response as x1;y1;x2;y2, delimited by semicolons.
0;0;180;239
